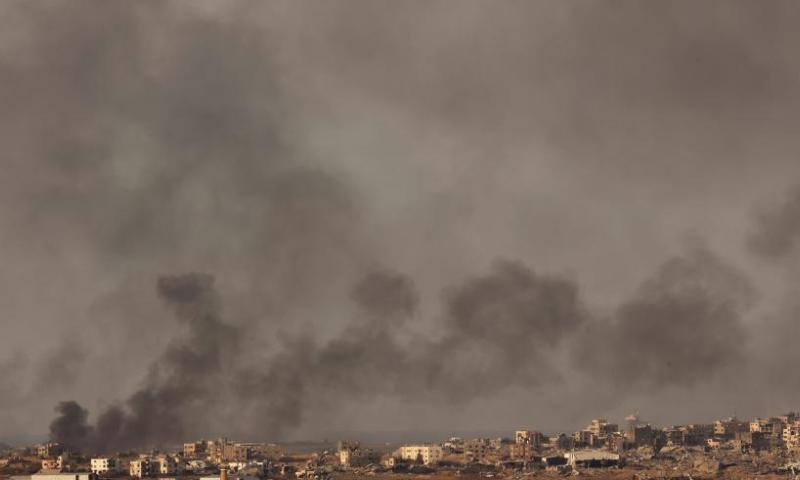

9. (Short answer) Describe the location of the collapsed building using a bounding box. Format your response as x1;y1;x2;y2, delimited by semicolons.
564;450;620;468
337;441;380;468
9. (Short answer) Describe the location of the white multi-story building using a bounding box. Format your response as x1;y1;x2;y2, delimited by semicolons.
91;458;121;475
397;444;443;465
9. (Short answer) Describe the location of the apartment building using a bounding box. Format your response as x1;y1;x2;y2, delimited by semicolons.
37;444;63;458
152;456;178;475
714;417;748;439
129;459;156;478
509;443;539;461
184;441;208;458
463;439;490;463
586;419;618;438
90;458;121;475
397;444;443;465
515;431;544;448
783;422;800;449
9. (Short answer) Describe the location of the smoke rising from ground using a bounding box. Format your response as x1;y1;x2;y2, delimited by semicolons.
3;0;800;445
50;274;239;452
51;251;764;450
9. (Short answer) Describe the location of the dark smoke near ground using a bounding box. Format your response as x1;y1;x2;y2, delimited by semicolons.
51;253;756;451
48;402;91;451
4;0;800;447
575;249;753;390
50;274;237;452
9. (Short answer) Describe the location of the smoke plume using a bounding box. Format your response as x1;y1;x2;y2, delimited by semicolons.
50;274;238;452
5;0;800;445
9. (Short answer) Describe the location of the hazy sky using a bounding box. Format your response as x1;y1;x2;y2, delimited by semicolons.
3;1;800;447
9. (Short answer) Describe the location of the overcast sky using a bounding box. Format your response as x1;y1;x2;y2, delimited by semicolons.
3;1;800;446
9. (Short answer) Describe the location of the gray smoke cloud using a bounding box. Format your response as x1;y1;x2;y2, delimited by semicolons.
576;248;754;391
49;401;91;451
50;274;238;452
748;185;800;260
5;0;800;445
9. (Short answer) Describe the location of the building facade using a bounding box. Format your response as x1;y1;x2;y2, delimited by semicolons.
90;458;121;475
397;445;443;465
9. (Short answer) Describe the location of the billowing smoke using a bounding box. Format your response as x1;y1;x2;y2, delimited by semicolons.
50;274;238;452
48;401;91;451
576;248;754;390
7;0;800;447
52;254;752;449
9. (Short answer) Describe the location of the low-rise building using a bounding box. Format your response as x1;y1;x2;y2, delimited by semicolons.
564;450;620;468
184;441;208;458
32;473;95;480
463;439;490;463
238;443;281;460
665;424;714;446
715;417;748;440
129;459;156;478
784;421;800;449
750;418;783;436
397;444;443;465
37;444;63;458
338;442;381;468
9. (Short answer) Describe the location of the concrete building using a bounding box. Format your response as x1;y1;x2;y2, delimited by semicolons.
564;451;620;468
572;430;597;447
784;422;800;449
238;443;281;460
129;459;156;478
509;443;539;462
184;441;208;458
442;437;464;454
625;424;654;448
712;417;748;440
337;442;380;468
666;424;714;446
586;419;618;438
397;444;443;465
463;439;490;463
32;473;95;480
338;448;380;468
152;456;178;475
551;433;573;450
37;444;63;458
515;431;544;448
90;458;121;475
751;417;785;438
